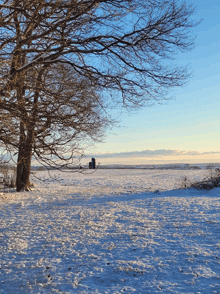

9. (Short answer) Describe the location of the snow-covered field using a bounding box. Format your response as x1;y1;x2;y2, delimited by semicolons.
1;169;220;293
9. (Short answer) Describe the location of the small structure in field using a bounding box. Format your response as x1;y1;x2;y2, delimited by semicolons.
89;158;96;169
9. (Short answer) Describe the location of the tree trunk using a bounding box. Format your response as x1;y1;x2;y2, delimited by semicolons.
16;144;32;192
16;120;25;191
16;160;24;192
16;124;33;192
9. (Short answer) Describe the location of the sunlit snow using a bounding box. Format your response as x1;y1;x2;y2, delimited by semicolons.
0;169;220;293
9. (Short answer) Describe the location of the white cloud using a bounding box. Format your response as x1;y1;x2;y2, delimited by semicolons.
86;149;220;159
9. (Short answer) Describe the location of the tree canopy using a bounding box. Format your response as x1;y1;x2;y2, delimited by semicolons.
0;0;198;191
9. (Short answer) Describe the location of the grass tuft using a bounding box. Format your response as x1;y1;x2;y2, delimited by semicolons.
180;169;220;191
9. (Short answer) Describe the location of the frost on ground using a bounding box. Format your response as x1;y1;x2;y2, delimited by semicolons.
0;169;220;293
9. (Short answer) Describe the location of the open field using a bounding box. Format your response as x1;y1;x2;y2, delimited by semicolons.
1;169;220;293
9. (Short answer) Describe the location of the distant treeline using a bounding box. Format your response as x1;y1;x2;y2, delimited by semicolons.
29;163;220;171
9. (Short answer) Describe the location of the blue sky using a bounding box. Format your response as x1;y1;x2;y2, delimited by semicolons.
87;0;220;165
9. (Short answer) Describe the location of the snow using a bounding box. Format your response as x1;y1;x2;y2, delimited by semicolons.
1;169;220;293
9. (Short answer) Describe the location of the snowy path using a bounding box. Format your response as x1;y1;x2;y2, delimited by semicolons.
0;169;220;293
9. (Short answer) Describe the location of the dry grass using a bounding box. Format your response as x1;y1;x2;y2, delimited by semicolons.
180;169;220;191
0;166;16;190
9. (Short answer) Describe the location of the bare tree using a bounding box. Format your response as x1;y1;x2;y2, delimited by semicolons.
0;63;108;190
0;0;198;191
